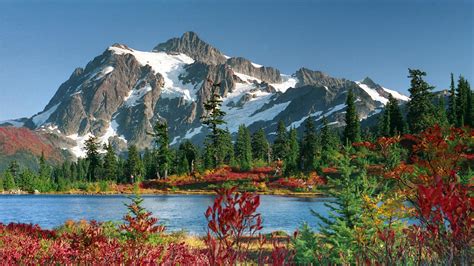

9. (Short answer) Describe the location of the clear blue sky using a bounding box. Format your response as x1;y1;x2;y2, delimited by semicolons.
0;0;472;121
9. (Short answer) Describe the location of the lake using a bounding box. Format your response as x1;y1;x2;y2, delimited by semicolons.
0;194;332;234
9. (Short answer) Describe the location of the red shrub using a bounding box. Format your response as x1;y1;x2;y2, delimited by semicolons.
204;187;263;264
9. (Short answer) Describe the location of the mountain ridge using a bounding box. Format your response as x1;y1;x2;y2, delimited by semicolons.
0;31;409;160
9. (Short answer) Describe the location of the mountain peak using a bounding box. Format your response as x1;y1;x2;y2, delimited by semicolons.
153;31;227;65
360;77;378;88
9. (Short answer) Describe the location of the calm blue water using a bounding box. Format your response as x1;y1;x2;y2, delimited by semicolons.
0;194;331;234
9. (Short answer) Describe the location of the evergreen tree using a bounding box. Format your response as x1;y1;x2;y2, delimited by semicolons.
7;160;20;179
234;124;252;170
466;87;473;127
201;81;227;168
217;128;234;166
36;152;52;191
103;142;117;181
343;89;361;144
406;69;436;133
3;171;16;190
436;96;449;128
151;121;172;179
313;152;376;264
387;94;405;135
84;135;102;181
455;76;469;127
272;120;289;161
301;117;319;172
447;73;457;125
142;148;156;179
125;145;144;183
177;140;199;174
284;128;300;175
320;116;339;166
251;128;270;163
379;105;391;137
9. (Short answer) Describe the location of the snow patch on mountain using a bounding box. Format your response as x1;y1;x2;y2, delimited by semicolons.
67;133;93;158
109;46;196;101
94;66;114;81
356;82;389;105
32;103;60;127
67;120;125;158
287;111;323;130
124;83;152;107
110;119;127;142
382;87;410;101
234;72;262;84
270;75;298;93
184;126;203;139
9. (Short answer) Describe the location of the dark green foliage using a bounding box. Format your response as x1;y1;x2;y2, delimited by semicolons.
456;76;469;126
272;120;289;161
251;129;270;163
142;148;156;180
343;89;361;144
320;116;339;166
447;73;457;124
204;128;234;168
151;121;172;179
292;223;319;264
312;152;376;264
300;117;319;172
406;69;436;133
84;135;102;181
177;140;199;174
467;88;473;127
2;171;16;190
8;160;20;179
435;96;449;128
284;128;300;175
379;94;405;136
103;142;118;181
234;124;252;171
125;145;144;182
201;81;229;168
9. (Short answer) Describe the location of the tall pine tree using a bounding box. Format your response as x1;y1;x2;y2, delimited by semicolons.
284;128;300;175
406;69;436;133
272;120;289;161
300;117;319;172
201;81;227;168
251;128;270;163
151;121;172;179
343;89;361;144
125;145;144;182
103;142;117;181
320;116;339;166
235;124;252;170
84;135;101;181
436;96;449;128
447;73;457;125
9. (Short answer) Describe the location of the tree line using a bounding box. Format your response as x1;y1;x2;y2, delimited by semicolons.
0;69;471;192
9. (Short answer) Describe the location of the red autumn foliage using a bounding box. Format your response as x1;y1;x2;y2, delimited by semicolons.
378;125;474;263
0;126;62;161
205;187;263;263
269;178;306;190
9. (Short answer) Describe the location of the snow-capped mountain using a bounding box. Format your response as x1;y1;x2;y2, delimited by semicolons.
0;32;409;159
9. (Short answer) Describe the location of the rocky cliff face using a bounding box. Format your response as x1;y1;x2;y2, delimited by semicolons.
153;31;227;65
2;31;409;159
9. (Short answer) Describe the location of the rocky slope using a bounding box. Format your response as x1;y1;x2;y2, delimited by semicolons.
1;31;409;159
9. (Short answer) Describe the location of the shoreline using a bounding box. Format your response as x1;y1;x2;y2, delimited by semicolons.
0;189;325;198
